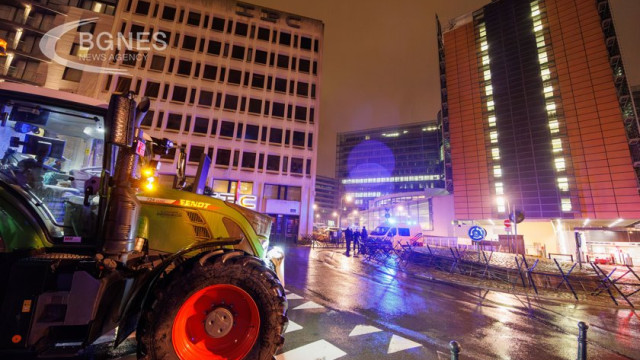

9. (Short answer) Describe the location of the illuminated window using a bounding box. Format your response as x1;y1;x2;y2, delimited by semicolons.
552;138;562;152
488;115;496;127
483;69;491;81
482;55;490;66
549;120;559;133
541;68;551;80
538;51;548;64
493;166;502;177
561;198;572;212
557;177;569;191
481;41;488;52
495;182;504;195
555;157;566;171
485;84;493;96
490;131;498;143
492;147;500;160
546;102;556;111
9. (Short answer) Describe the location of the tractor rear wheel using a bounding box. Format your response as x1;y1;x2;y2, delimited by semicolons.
138;252;288;360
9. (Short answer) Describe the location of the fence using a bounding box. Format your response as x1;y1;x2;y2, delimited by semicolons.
409;244;640;308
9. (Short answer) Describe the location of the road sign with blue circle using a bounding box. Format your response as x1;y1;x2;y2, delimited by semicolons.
468;226;486;241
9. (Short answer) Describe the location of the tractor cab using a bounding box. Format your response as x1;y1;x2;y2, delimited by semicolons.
0;83;107;251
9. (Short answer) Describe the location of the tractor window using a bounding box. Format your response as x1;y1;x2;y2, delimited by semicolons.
0;87;106;239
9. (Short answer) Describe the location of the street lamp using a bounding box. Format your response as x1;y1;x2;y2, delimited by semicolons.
336;194;353;228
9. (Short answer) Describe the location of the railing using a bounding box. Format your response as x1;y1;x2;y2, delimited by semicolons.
409;245;640;308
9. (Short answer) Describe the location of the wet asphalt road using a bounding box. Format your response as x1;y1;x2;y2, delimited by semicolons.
279;245;640;360
106;245;640;359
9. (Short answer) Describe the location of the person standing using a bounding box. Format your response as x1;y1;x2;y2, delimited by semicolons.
358;226;368;255
345;227;353;256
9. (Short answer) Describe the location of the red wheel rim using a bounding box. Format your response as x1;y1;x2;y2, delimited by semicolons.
172;284;260;360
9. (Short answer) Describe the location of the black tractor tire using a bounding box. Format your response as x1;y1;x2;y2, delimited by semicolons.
137;251;288;360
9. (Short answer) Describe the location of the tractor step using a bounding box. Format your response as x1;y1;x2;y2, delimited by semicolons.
38;343;84;358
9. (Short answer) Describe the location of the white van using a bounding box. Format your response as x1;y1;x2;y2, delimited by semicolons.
368;224;423;249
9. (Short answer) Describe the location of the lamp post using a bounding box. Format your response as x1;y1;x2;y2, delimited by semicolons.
336;194;353;229
498;196;519;254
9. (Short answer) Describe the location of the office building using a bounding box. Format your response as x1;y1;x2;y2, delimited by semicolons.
0;0;324;243
314;175;338;226
336;121;445;211
439;0;640;262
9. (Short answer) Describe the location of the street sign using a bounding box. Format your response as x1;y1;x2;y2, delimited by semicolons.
468;226;486;242
504;219;511;228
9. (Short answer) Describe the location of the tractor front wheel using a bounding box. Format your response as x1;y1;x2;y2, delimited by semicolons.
138;252;288;360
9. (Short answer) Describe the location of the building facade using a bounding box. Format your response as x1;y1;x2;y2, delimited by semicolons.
0;0;324;243
440;0;640;263
335;121;445;212
314;175;338;226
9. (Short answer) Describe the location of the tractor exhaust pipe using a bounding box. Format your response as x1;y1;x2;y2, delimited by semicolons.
101;92;148;256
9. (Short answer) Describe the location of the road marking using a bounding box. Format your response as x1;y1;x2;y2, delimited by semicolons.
387;334;422;354
286;293;303;300
348;325;383;337
276;339;346;360
285;320;303;333
293;301;324;310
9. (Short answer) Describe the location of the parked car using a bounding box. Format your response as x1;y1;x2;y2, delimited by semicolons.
368;223;423;249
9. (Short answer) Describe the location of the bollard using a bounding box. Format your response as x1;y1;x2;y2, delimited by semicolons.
449;340;461;360
577;321;588;360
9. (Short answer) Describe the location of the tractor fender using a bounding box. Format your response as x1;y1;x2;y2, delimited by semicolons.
114;241;243;346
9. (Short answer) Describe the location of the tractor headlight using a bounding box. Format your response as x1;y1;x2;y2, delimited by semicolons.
266;246;284;260
265;246;285;286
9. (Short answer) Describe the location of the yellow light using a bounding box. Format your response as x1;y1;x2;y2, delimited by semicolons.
142;167;154;177
145;182;154;190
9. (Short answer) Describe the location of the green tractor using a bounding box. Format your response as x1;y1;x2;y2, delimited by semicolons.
0;83;288;359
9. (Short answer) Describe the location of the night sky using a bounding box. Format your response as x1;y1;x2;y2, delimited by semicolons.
251;0;640;177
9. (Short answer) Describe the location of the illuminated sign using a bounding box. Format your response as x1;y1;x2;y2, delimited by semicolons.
236;3;302;28
211;192;257;210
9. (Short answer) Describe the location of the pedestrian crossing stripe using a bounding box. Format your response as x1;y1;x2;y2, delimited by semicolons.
292;301;324;310
285;320;303;334
286;293;303;300
276;339;346;360
348;325;383;337
387;334;422;354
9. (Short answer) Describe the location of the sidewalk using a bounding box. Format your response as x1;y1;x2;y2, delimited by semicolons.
312;246;635;309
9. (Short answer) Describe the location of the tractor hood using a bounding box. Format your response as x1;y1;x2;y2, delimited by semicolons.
137;187;272;257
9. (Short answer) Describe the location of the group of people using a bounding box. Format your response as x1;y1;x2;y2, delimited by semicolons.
344;226;367;257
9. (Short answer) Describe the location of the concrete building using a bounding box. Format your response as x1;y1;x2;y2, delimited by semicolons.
439;0;640;264
335;121;445;212
0;0;324;243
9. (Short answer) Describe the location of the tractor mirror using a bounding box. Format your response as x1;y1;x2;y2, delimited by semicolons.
175;146;187;189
